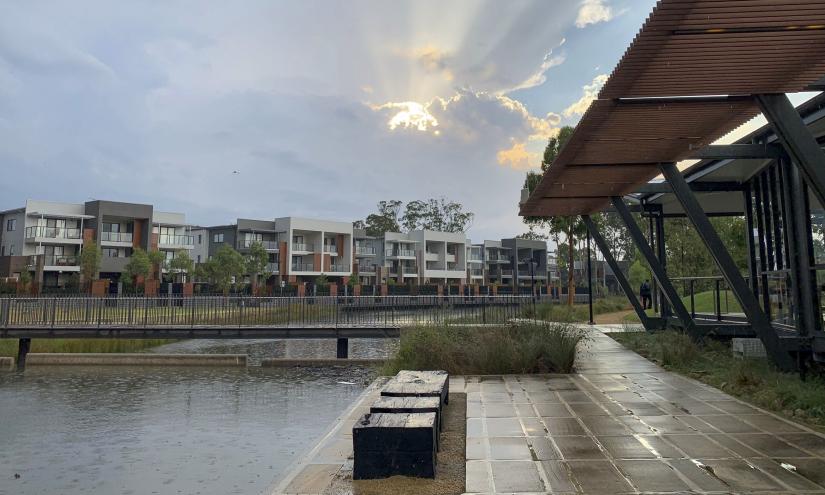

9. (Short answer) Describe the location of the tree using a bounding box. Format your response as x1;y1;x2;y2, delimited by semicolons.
79;240;102;289
353;220;366;230
522;126;584;305
18;268;32;292
314;274;329;288
401;197;474;233
148;250;166;281
365;200;402;236
123;248;152;289
168;250;194;283
244;241;269;290
201;245;245;294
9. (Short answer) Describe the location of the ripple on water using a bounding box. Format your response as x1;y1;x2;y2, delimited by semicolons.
0;339;384;495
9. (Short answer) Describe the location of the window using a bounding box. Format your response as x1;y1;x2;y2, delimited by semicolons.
9;244;15;256
198;234;202;244
103;248;121;258
6;219;15;231
1;246;4;256
197;255;201;263
213;233;224;243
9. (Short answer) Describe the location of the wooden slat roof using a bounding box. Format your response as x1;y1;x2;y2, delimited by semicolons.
521;0;825;217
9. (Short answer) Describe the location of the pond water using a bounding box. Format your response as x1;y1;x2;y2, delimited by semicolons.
0;338;396;495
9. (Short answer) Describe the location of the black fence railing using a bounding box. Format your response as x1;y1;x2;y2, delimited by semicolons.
0;295;535;329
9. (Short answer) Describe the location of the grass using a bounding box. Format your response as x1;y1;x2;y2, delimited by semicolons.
382;322;588;375
622;289;743;323
0;339;176;357
612;331;825;429
524;296;630;323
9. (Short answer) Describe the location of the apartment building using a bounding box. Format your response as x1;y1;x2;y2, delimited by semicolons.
278;217;352;282
353;228;381;285
382;231;420;284
482;240;512;285
501;237;548;287
466;243;484;283
0;199;193;287
410;230;467;284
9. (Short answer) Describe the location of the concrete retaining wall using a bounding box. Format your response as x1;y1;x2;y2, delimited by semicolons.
260;358;385;367
25;353;247;367
0;357;14;371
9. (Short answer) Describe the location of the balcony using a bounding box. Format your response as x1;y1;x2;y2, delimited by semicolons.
159;234;195;247
239;239;279;250
101;232;133;243
328;264;349;272
387;249;416;258
292;243;313;252
501;269;514;277
292;262;314;272
401;266;417;275
469;268;483;277
355;246;376;256
29;255;80;271
358;264;376;274
323;244;338;254
25;226;82;241
468;255;483;262
265;262;279;273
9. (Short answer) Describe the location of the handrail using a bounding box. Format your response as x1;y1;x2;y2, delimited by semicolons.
101;232;133;243
25;226;81;239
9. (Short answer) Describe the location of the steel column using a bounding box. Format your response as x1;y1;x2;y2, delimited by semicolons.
655;210;670;320
743;184;759;298
17;337;31;371
753;175;772;316
582;215;652;330
336;337;349;359
756;93;825;210
779;156;818;338
660;162;795;370
586;231;594;325
610;198;696;333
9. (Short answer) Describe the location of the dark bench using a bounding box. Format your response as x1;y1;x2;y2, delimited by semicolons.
352;370;449;480
352;412;437;479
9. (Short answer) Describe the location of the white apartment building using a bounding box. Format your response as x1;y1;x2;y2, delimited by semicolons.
467;243;484;282
275;217;353;282
409;230;467;284
152;211;195;277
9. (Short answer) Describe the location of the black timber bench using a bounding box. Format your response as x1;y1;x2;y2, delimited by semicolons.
353;370;448;480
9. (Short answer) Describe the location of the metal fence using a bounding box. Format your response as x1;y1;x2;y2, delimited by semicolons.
0;295;535;329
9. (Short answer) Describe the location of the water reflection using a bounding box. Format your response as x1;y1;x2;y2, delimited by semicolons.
0;339;393;495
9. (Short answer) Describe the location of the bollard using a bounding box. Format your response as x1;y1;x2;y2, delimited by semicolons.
17;338;31;371
336;337;349;359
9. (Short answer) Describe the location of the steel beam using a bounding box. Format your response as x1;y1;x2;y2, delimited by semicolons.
687;144;782;160
660;162;796;371
609;198;696;333
743;184;759;298
632;181;744;194
582;215;653;330
756;94;825;210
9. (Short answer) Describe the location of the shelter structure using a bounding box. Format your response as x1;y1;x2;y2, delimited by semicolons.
520;0;825;370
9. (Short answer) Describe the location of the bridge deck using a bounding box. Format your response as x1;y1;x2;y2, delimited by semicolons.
1;325;402;339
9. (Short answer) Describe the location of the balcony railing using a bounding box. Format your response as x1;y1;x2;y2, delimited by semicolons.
159;234;195;246
323;244;338;254
240;239;279;250
265;262;279;273
355;246;376;255
328;264;349;272
386;249;415;257
292;243;313;252
469;269;484;277
101;232;133;243
402;266;417;274
29;255;78;267
468;255;483;262
291;262;314;271
25;226;81;240
358;265;377;273
501;269;514;276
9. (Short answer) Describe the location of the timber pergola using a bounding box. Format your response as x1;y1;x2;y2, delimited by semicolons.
520;0;825;371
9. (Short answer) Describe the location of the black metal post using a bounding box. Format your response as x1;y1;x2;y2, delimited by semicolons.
336;337;348;359
611;198;696;333
655;209;670;320
756;93;825;210
754;175;772;317
648;213;660;313
16;338;31;371
582;215;653;330
660;162;795;371
586;230;594;325
743;184;760;298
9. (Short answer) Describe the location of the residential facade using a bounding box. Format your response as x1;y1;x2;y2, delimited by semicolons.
0;199;193;287
501;237;548;288
482;240;513;286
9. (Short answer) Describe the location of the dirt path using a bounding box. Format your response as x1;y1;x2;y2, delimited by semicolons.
593;309;634;324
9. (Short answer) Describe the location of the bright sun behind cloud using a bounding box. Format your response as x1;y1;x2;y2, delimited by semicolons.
373;101;439;131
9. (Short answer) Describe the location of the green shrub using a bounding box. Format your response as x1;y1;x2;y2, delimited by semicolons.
383;322;587;375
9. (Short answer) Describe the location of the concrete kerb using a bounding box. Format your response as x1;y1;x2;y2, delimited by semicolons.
261;358;386;367
0;356;14;371
24;353;247;366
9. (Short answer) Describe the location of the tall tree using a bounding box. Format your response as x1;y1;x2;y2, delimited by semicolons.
122;248;152;289
522;126;584;305
168;250;194;283
78;240;101;289
244;241;269;290
365;200;402;236
401;197;474;233
201;244;246;294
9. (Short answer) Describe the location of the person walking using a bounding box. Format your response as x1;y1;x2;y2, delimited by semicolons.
640;279;651;310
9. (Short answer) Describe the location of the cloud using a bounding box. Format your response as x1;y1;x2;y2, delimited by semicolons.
372;101;440;131
506;39;567;93
497;141;538;170
576;0;614;28
562;73;608;117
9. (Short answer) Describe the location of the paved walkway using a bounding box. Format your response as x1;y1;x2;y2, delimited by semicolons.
460;328;825;494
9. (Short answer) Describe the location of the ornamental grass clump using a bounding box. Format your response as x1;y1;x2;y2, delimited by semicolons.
383;322;587;375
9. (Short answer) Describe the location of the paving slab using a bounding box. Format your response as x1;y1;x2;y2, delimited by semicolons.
459;327;825;494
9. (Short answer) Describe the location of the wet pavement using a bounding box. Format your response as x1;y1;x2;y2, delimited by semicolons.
462;327;825;494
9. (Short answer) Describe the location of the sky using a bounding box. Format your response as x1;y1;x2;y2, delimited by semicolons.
1;0;665;241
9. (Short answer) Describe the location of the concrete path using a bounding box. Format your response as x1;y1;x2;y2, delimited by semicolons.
460;327;825;494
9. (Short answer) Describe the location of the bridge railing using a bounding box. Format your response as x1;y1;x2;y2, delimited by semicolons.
0;295;535;329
